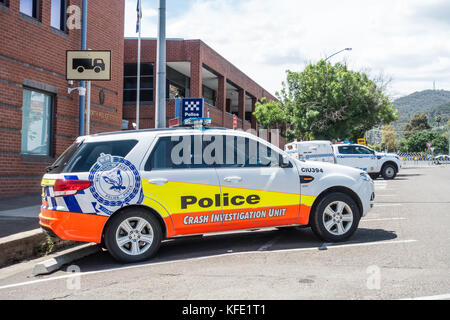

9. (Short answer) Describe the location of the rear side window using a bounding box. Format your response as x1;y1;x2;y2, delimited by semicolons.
145;135;205;171
48;139;138;173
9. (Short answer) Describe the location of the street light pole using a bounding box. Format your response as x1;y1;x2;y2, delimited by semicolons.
325;48;352;62
79;0;88;136
155;0;166;128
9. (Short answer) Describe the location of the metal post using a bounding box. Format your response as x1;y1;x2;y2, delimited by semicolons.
79;0;87;136
155;0;166;128
86;81;91;135
136;27;141;130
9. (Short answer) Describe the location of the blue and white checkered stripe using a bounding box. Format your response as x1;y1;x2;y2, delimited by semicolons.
42;175;96;214
304;153;335;159
336;155;377;158
43;186;58;211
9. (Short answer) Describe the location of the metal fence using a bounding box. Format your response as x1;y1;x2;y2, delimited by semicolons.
398;153;450;168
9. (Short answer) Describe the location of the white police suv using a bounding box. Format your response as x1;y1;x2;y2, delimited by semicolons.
40;127;375;262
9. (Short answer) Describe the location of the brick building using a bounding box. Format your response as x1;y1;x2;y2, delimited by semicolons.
123;38;278;133
0;0;125;197
0;3;280;198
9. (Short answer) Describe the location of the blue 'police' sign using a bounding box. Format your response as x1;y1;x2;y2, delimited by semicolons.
181;98;204;121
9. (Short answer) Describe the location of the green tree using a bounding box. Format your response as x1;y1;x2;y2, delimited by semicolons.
435;115;442;127
406;131;449;154
403;113;431;138
253;97;287;133
275;61;397;141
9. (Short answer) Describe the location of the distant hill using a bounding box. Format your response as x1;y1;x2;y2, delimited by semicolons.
391;90;450;131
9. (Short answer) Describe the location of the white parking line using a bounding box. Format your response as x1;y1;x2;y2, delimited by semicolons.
257;236;281;251
361;218;407;222
0;239;417;291
400;293;450;300
373;204;403;207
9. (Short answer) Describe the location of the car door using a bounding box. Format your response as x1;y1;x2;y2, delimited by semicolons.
337;145;356;168
353;146;377;172
212;133;301;230
140;132;223;235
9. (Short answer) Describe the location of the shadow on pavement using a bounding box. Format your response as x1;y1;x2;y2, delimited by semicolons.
396;173;422;178
60;227;398;274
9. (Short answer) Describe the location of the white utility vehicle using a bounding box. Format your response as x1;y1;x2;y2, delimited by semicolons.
285;141;401;180
285;141;335;163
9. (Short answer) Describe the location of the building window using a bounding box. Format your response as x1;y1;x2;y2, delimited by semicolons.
202;85;215;106
51;0;67;31
0;0;8;7
20;0;40;20
167;66;189;99
21;89;52;156
123;63;154;104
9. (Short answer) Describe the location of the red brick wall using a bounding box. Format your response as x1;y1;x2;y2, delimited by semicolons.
0;0;125;198
123;39;277;129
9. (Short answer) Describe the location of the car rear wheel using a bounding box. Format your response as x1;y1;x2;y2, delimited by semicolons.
381;164;397;180
310;192;360;242
105;208;162;263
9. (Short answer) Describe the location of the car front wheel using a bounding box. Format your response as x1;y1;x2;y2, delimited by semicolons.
105;208;162;263
381;164;397;180
310;192;360;242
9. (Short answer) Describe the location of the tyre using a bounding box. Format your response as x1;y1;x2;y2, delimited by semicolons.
77;66;84;73
104;208;162;263
94;66;101;73
381;163;397;180
310;192;360;242
369;173;379;180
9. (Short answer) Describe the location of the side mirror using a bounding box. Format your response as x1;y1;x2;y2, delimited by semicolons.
280;155;292;168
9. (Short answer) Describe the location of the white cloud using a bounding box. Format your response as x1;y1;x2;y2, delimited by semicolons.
126;0;450;99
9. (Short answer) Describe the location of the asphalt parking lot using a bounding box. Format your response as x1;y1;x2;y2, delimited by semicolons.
0;166;449;300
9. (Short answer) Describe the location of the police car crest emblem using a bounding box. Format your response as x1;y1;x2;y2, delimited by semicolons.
89;153;142;213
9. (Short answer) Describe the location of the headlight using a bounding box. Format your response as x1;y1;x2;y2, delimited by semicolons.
360;172;371;181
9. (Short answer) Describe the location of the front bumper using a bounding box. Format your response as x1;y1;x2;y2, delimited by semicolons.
358;180;375;217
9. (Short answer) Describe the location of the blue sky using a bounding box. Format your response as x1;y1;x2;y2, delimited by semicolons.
125;0;450;99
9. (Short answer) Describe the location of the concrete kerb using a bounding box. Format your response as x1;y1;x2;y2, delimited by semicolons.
32;243;101;276
0;229;78;268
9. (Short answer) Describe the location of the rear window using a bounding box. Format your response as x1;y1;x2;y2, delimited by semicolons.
47;139;138;173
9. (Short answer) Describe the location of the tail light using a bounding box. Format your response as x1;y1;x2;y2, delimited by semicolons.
53;179;92;197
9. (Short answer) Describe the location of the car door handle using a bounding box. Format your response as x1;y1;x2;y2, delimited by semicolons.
147;178;168;186
224;176;243;183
